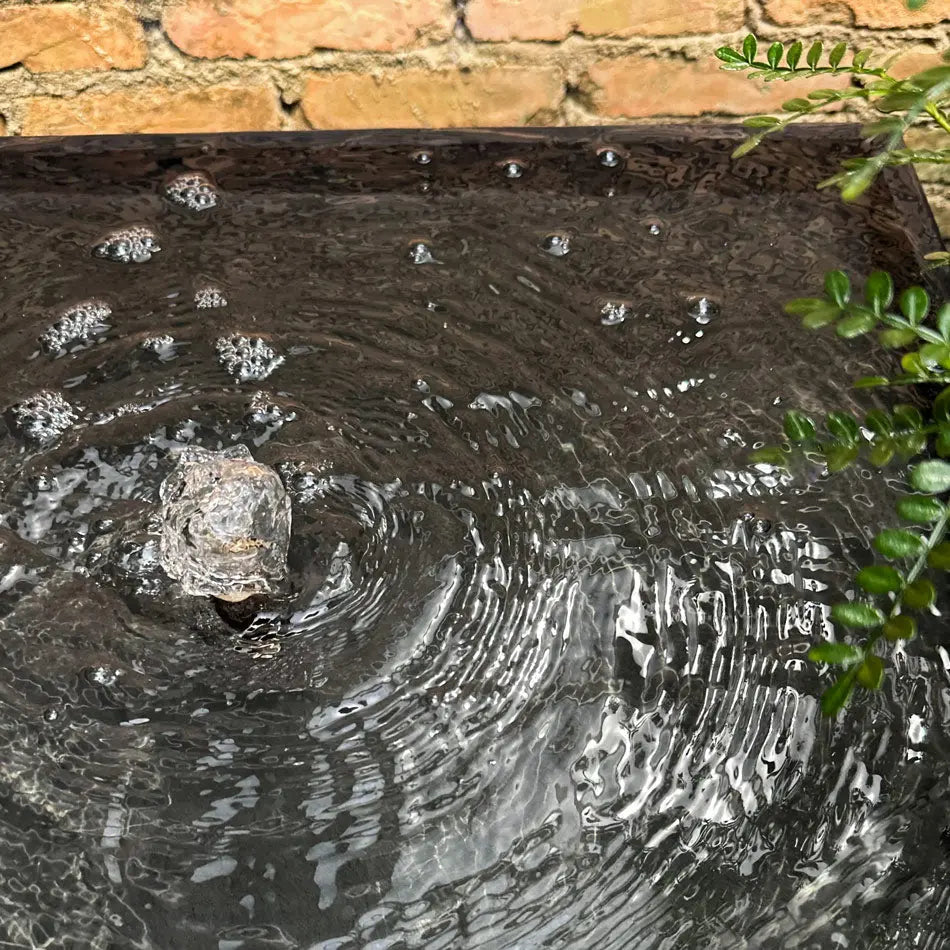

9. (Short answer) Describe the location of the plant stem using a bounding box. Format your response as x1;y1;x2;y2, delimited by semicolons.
925;103;950;136
863;509;949;657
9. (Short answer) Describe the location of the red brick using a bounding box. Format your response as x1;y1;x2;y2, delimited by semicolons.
0;0;146;72
164;0;450;59
466;0;745;41
301;68;563;128
21;85;283;136
588;55;848;117
763;0;950;27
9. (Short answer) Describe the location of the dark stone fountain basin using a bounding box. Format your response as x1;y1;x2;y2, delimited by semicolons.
0;127;946;950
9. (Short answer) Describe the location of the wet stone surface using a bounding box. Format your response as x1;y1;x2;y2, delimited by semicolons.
0;130;946;950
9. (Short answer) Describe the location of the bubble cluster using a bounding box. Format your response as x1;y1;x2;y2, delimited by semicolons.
7;390;78;444
141;335;177;360
41;299;111;352
600;301;630;326
409;242;435;264
194;285;228;309
541;233;571;257
215;335;284;382
164;171;218;212
92;226;160;263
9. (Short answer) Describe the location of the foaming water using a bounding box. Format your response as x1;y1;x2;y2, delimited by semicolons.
0;128;947;950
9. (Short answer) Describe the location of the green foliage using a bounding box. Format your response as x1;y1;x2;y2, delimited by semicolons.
715;33;950;201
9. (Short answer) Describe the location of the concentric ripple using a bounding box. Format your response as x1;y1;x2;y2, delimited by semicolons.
0;131;946;950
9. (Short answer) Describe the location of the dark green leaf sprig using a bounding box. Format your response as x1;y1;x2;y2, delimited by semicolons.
715;34;950;201
807;460;950;715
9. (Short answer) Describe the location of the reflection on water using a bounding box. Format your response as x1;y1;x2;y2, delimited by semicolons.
0;130;947;949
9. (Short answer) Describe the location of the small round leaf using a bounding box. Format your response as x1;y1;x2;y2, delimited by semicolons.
883;615;916;641
864;271;894;315
824;270;851;307
856;655;884;690
855;565;902;594
807;641;864;664
821;672;856;717
896;495;946;523
830;601;886;628
902;578;936;610
899;286;929;325
836;312;877;338
783;410;816;443
873;529;925;559
927;542;950;570
910;460;950;494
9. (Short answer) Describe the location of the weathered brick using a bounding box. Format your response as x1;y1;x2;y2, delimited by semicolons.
466;0;745;41
0;1;146;73
301;68;563;128
164;0;449;59
588;56;847;117
762;0;950;27
22;85;283;136
889;48;945;78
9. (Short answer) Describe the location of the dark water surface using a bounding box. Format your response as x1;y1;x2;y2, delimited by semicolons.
0;127;948;949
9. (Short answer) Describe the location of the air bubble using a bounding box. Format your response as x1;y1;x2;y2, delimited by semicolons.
41;299;111;352
648;223;662;236
412;150;433;166
541;233;570;257
687;296;720;325
412;379;430;393
7;391;79;444
195;285;228;309
600;302;629;326
597;148;623;168
93;226;160;264
409;242;435;265
501;161;525;179
215;335;284;382
164;171;218;212
142;335;177;361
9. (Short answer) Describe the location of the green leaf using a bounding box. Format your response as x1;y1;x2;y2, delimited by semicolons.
852;48;871;68
937;302;950;340
864;410;893;436
743;115;781;128
883;615;916;641
907;0;926;9
865;271;894;315
910;459;950;494
909;65;950;89
825;444;859;472
927;541;950;569
894;431;928;460
783;97;813;112
750;446;788;466
808;641;864;664
937;429;950;458
855;565;903;593
836;312;877;338
899;286;929;325
732;137;763;159
918;342;950;367
821;671;856;716
892;404;923;431
874;529;925;559
896;495;946;523
787;40;804;69
824;270;851;307
902;578;936;609
743;34;758;63
716;47;748;65
803;303;843;329
784;410;816;442
831;601;886;628
785;297;826;315
806;41;823;69
879;327;918;348
857;655;884;690
933;386;950;423
829;42;847;68
870;439;896;467
767;42;783;68
826;411;860;445
840;162;880;202
854;375;890;388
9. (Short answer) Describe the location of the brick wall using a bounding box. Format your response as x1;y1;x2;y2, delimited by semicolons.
0;0;948;228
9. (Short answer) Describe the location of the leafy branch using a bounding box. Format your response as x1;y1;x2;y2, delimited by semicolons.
716;34;950;200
